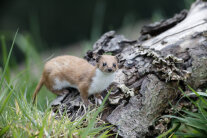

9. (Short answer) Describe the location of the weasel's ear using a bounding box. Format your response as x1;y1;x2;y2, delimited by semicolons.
96;55;102;62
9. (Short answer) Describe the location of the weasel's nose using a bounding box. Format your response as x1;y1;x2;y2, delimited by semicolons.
108;68;112;72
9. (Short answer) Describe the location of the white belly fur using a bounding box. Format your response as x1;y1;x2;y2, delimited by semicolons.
88;69;115;95
53;78;77;90
52;69;115;95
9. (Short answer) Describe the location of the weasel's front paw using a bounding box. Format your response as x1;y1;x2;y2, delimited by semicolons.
83;100;93;107
95;96;103;105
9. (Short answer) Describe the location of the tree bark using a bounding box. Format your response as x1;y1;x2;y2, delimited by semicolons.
51;0;207;137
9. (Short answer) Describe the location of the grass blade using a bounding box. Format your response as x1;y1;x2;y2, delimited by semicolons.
1;35;10;82
157;123;180;138
0;89;14;114
179;87;197;106
188;85;207;106
0;29;19;89
0;125;10;137
81;90;111;137
182;110;204;120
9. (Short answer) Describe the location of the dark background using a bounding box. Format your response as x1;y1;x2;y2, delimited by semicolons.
0;0;193;50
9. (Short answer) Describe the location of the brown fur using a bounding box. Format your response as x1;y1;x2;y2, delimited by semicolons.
32;55;118;105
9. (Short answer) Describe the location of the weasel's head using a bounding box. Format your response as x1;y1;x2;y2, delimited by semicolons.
96;55;119;73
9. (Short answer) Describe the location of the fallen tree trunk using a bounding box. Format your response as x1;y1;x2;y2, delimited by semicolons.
51;0;207;137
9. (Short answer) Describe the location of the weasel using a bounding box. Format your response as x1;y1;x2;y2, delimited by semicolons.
32;55;118;105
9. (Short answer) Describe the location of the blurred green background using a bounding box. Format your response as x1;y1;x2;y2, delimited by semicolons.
0;0;194;63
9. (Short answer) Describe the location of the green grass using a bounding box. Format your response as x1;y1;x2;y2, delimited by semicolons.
159;87;207;138
0;31;113;137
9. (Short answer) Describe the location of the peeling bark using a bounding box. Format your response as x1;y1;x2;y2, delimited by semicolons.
51;1;207;137
140;10;188;36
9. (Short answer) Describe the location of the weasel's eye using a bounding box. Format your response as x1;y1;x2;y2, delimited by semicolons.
113;63;116;67
103;63;107;66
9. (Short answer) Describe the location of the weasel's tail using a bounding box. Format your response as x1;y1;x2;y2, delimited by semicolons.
32;77;44;104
